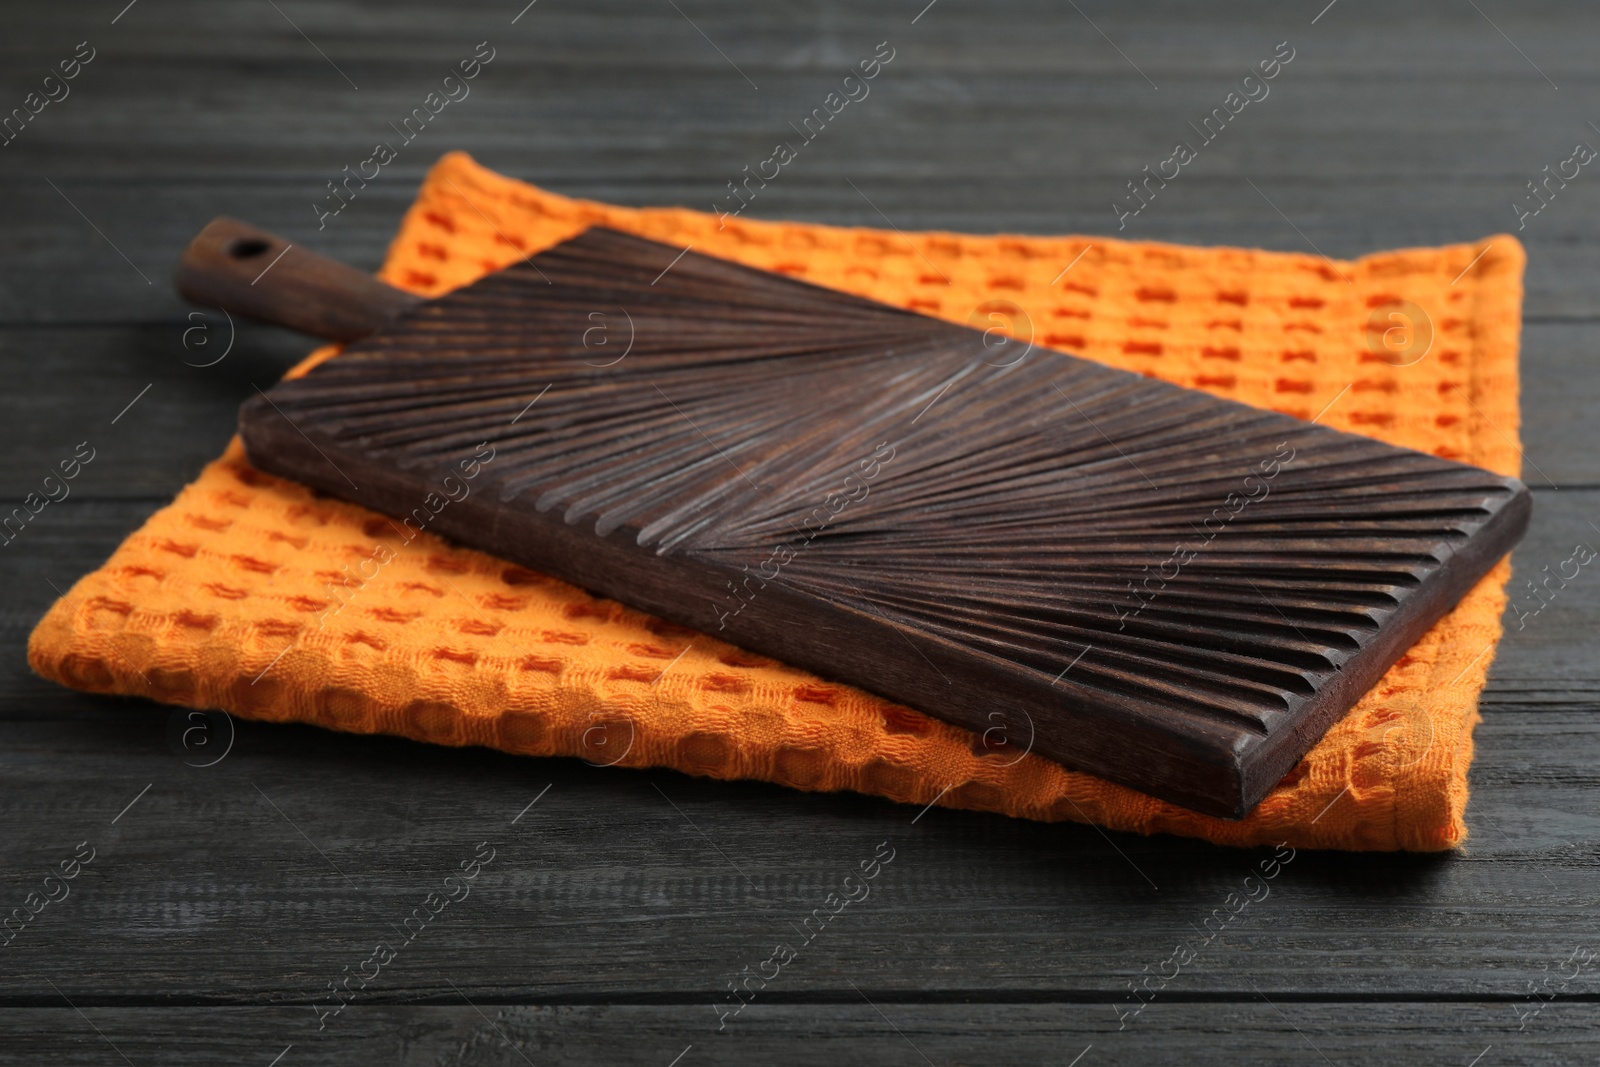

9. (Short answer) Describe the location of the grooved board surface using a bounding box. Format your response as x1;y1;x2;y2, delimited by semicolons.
243;226;1527;816
1;0;1597;1063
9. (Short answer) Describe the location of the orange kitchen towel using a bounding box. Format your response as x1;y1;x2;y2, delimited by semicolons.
29;152;1524;851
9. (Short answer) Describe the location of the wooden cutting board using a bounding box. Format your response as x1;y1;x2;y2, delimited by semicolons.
177;218;1530;818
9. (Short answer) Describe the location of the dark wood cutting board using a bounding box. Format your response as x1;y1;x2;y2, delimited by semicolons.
176;218;1530;818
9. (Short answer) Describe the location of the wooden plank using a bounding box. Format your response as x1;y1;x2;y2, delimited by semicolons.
1;0;1597;189
4;173;1600;322
2;0;1597;1052
0;3;1597;320
0;698;1590;1001
0;1002;1592;1065
1517;322;1600;489
1;497;1598;1003
0;325;310;502
1480;487;1600;698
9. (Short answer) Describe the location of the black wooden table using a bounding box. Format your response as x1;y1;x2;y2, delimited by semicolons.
3;2;1596;1063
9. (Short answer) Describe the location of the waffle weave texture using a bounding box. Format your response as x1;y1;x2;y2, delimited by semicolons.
29;153;1524;851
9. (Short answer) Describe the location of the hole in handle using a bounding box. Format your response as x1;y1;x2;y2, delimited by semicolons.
227;237;271;258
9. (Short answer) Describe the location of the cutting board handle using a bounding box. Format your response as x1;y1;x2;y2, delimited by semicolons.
175;217;423;342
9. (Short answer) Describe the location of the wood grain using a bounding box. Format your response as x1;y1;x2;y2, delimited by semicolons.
234;226;1529;817
174;217;422;342
1;1004;1594;1067
1;0;1597;1061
